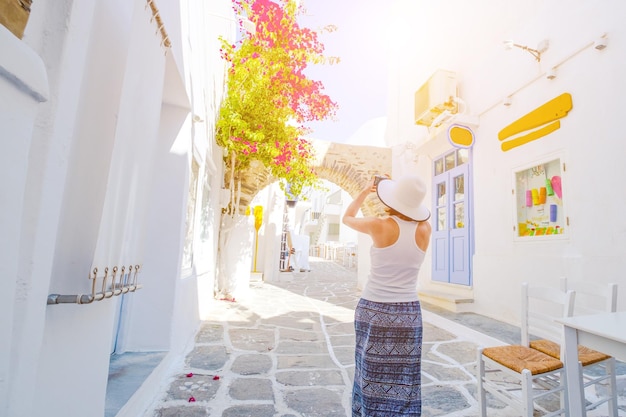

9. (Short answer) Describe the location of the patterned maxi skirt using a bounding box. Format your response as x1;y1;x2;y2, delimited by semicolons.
352;298;423;417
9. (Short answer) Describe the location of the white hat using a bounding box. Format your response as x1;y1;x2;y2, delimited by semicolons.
376;175;431;221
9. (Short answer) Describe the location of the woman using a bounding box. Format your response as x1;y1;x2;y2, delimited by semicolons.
342;174;432;416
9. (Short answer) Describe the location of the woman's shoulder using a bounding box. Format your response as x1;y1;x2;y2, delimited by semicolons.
416;220;432;236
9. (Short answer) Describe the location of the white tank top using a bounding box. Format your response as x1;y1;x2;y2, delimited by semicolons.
361;216;426;303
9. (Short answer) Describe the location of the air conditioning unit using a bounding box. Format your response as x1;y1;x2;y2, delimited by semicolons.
414;70;458;127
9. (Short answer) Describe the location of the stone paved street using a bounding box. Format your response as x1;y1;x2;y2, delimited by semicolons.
142;258;624;417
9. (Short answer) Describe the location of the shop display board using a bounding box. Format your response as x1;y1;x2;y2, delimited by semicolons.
513;157;567;239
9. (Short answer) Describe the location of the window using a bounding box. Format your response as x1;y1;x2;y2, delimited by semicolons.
513;157;566;238
434;149;469;175
182;159;200;269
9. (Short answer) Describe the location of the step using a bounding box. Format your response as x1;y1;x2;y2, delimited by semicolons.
418;289;474;313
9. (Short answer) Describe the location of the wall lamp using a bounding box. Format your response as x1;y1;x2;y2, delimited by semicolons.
503;39;549;62
594;34;608;50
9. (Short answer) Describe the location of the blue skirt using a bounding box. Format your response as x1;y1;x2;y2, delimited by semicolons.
352;298;423;416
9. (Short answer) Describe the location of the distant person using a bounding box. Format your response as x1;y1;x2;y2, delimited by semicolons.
281;228;311;272
291;233;311;272
342;174;432;416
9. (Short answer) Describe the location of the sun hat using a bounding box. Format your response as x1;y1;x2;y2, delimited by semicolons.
376;175;431;221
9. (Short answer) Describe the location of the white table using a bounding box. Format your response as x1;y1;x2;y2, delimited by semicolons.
556;311;626;417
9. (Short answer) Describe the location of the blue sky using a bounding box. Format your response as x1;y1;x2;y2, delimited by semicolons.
299;1;393;143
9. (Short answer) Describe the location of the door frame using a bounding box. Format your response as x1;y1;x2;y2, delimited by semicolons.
431;148;473;286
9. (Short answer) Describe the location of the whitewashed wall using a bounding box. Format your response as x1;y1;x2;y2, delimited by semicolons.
387;0;626;325
1;0;234;415
0;23;49;416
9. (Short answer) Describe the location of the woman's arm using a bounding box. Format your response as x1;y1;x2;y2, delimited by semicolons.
342;179;378;235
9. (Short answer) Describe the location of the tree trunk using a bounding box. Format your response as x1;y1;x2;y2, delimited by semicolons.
216;212;254;300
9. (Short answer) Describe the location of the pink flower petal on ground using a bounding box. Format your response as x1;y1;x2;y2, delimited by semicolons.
188;396;196;402
213;375;220;380
186;372;193;378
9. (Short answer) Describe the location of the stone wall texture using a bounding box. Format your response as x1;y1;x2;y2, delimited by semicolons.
230;141;392;217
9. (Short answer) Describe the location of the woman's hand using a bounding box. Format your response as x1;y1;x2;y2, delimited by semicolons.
371;174;391;191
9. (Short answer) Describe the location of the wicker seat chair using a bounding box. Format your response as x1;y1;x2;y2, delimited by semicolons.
477;283;575;417
530;278;618;417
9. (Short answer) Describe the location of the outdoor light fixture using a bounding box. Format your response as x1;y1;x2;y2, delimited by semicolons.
594;34;608;50
503;96;512;107
503;39;549;62
546;68;557;80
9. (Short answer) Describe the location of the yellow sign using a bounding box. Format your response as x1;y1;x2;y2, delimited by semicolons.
448;124;474;148
499;93;573;151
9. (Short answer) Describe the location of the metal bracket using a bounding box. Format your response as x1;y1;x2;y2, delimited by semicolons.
47;264;142;305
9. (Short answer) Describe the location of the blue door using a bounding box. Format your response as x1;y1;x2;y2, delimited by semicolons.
432;150;471;286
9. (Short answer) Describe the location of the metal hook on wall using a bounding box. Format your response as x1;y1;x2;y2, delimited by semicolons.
46;263;143;305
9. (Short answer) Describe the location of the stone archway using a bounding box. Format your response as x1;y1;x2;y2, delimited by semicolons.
234;140;392;217
219;140;393;296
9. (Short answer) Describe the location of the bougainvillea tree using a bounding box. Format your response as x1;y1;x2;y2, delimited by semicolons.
216;0;337;214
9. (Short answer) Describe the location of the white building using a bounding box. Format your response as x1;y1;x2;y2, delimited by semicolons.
384;0;626;323
3;1;625;416
1;1;234;415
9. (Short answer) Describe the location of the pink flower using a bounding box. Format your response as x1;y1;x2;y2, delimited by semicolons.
186;372;193;378
188;396;196;402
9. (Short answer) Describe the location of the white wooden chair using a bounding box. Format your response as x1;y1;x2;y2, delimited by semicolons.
477;282;575;417
530;278;619;417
